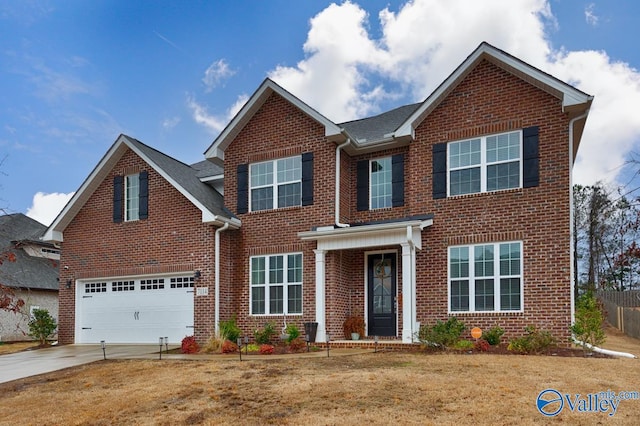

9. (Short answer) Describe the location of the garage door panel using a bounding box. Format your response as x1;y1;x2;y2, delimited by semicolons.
77;276;195;344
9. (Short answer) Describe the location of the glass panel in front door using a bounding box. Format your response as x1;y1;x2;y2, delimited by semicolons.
373;258;393;314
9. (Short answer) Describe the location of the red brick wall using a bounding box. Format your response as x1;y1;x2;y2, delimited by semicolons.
222;59;575;345
409;60;572;343
58;148;217;344
223;93;337;337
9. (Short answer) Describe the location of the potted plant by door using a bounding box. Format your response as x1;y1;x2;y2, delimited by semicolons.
343;315;365;340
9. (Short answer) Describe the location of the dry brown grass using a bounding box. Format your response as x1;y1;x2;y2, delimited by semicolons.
0;331;639;425
0;342;38;355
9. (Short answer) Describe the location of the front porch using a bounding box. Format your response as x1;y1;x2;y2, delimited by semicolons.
298;216;433;344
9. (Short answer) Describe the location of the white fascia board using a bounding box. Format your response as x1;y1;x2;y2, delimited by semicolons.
204;79;343;161
298;219;432;251
395;43;592;138
43;136;130;243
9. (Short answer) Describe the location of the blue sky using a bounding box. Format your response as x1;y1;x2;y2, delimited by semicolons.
2;0;640;225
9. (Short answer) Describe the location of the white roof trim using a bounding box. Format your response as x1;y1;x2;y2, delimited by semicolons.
43;135;237;243
298;219;432;251
204;79;343;164
395;42;593;138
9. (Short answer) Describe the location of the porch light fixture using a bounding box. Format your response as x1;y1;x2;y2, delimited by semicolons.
194;270;201;279
65;279;72;289
101;340;106;360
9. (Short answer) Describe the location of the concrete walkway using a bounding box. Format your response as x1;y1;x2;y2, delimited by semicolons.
0;344;166;384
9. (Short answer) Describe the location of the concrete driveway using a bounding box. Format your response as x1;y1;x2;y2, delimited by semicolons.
0;344;168;384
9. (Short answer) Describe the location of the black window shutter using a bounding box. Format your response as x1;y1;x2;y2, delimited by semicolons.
139;171;149;219
523;126;540;188
356;159;369;211
113;175;123;223
391;154;405;207
301;152;314;206
237;163;249;214
432;143;447;199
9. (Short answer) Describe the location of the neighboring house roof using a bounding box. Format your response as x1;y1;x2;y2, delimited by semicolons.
43;134;239;243
0;214;59;291
205;42;592;161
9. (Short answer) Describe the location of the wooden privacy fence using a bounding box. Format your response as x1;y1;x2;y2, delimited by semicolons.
597;290;640;340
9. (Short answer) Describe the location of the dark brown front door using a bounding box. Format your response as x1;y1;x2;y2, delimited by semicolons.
367;253;396;337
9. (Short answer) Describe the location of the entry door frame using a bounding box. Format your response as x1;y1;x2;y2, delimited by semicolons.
364;249;398;337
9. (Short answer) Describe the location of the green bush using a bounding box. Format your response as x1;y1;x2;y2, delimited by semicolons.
571;291;606;351
418;317;466;349
219;317;241;343
484;325;505;346
452;339;474;351
507;326;556;354
254;322;276;344
28;308;57;345
284;323;300;343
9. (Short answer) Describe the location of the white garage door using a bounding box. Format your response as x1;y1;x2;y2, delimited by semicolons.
76;275;195;344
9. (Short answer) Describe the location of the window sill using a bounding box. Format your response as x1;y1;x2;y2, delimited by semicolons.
248;205;303;215
448;311;524;316
446;187;524;200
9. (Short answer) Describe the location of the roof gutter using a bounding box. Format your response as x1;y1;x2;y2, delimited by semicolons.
335;136;351;228
214;221;230;337
568;108;589;327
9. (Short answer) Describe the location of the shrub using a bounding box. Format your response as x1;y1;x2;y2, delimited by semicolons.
181;335;200;354
288;337;306;352
259;344;274;355
418;317;466;349
484;326;505;346
474;339;490;352
571;291;606;352
284;324;300;343
246;343;260;353
507;326;556;354
221;340;238;354
202;336;223;353
28;308;57;345
452;340;474;351
254;322;276;344
219;317;242;343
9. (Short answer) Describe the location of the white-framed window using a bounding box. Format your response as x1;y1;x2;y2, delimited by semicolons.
448;241;523;313
250;156;301;211
250;253;302;315
125;173;140;221
448;130;521;196
370;157;392;209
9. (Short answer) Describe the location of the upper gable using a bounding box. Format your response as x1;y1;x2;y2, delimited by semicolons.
204;79;344;166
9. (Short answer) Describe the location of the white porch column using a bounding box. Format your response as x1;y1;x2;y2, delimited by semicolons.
314;249;327;343
401;242;414;343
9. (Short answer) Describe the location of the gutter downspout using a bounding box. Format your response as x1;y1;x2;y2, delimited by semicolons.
214;221;230;337
335;138;351;228
568;109;635;359
569;110;589;327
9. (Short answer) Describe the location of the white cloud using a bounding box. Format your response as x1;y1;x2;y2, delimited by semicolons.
264;0;640;187
26;191;74;226
203;59;235;93
186;94;247;134
585;3;599;26
162;116;181;130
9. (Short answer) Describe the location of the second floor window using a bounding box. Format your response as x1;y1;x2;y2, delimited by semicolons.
125;174;140;221
448;130;521;196
250;156;301;211
370;157;392;209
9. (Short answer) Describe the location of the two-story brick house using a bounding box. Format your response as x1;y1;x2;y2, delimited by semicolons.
45;42;592;346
